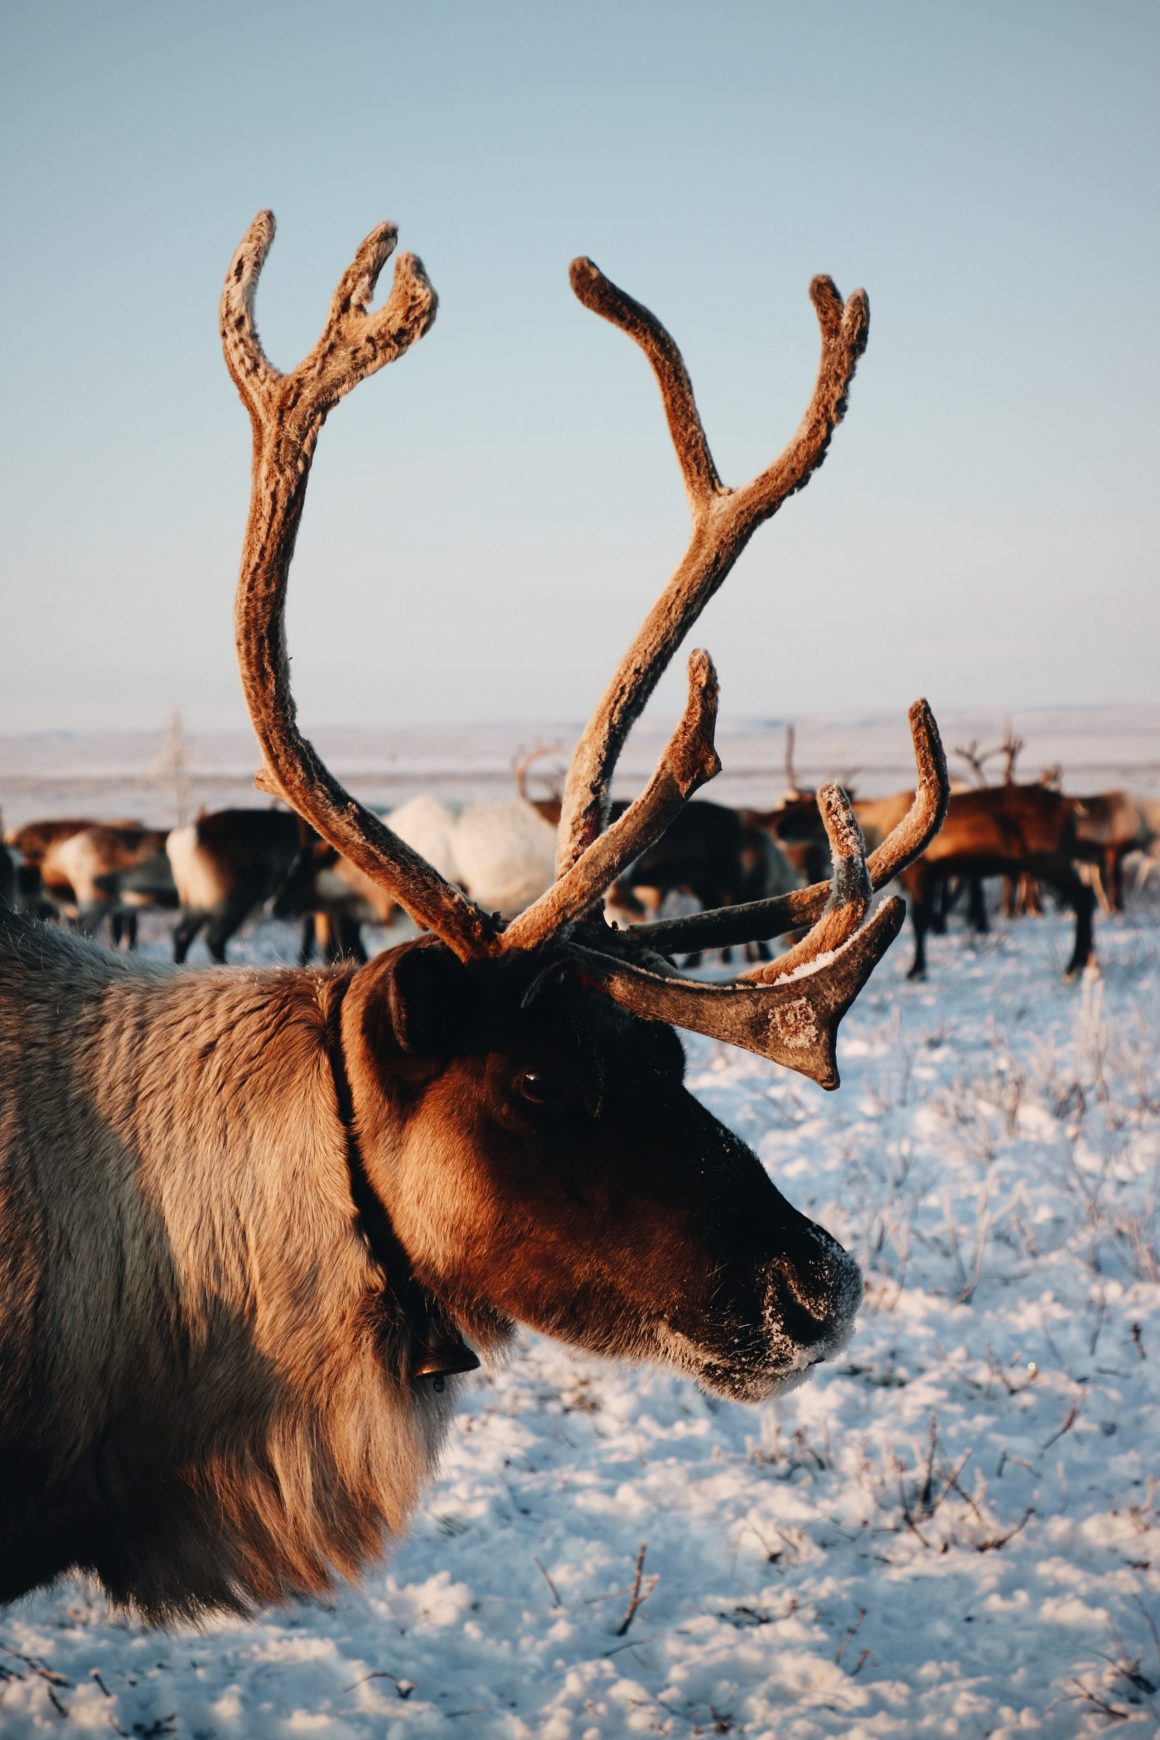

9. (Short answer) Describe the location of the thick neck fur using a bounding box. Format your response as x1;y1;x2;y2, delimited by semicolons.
0;915;460;1621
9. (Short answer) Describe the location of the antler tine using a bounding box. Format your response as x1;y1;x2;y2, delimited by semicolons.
555;265;870;878
221;210;281;409
513;741;563;803
224;213;499;963
503;650;721;951
634;699;948;957
572;896;906;1090
733;277;870;528
862;698;948;888
549;729;925;1092
737;784;870;985
569;257;724;511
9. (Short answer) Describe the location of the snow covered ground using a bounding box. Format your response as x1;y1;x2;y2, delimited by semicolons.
2;729;1159;1737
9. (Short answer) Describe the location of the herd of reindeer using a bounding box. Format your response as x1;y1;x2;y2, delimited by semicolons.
3;722;1157;983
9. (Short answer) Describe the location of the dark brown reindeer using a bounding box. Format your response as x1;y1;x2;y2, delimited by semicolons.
515;754;793;959
166;805;310;961
887;784;1093;979
0;213;947;1621
606;800;797;965
272;837;400;965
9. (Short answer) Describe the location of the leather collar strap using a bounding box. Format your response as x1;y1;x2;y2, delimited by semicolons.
323;973;480;1388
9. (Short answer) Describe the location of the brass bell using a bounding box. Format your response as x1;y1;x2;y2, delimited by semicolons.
408;1303;481;1390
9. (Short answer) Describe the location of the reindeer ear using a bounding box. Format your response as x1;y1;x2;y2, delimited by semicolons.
356;938;470;1063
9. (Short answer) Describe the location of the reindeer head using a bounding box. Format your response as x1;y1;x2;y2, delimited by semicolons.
221;214;948;1398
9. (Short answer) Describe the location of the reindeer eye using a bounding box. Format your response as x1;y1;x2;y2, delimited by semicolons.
514;1067;571;1108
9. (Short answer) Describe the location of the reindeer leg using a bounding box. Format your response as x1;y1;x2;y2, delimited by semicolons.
205;897;254;965
1107;847;1125;914
1037;859;1095;979
173;910;205;963
905;865;931;980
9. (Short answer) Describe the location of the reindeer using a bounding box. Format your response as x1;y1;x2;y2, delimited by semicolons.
4;817;152;929
742;725;861;890
166;806;309;962
1070;790;1152;914
515;759;793;957
280;794;558;964
886;784;1093;979
0;213;947;1620
4;817;111;863
607;800;799;964
39;823;172;948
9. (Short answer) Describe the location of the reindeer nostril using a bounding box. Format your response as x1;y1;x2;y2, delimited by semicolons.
764;1228;863;1356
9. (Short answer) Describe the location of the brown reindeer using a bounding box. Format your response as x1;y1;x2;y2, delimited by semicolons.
885;784;1093;979
608;800;799;964
513;741;565;822
167;806;309;962
1070;791;1150;914
39;823;172;948
5;817;149;928
0;213;947;1621
516;755;793;959
4;817;109;863
743;726;860;889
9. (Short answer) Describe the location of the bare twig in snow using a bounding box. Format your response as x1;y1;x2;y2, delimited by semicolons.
1051;1677;1129;1721
976;1506;1034;1552
1132;1594;1160;1663
1040;1396;1084;1454
834;1608;868;1667
899;1478;931;1548
615;1542;658;1636
343;1670;415;1699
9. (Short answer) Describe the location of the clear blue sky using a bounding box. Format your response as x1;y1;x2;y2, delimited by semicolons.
1;0;1156;737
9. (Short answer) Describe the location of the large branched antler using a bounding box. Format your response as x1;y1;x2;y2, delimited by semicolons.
220;214;947;1091
568;777;924;1090
223;212;499;962
502;649;720;949
555;262;870;876
633;698;948;959
571;899;905;1090
556;699;949;1090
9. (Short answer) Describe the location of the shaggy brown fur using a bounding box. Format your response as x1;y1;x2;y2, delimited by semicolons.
0;914;451;1618
0;911;862;1620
